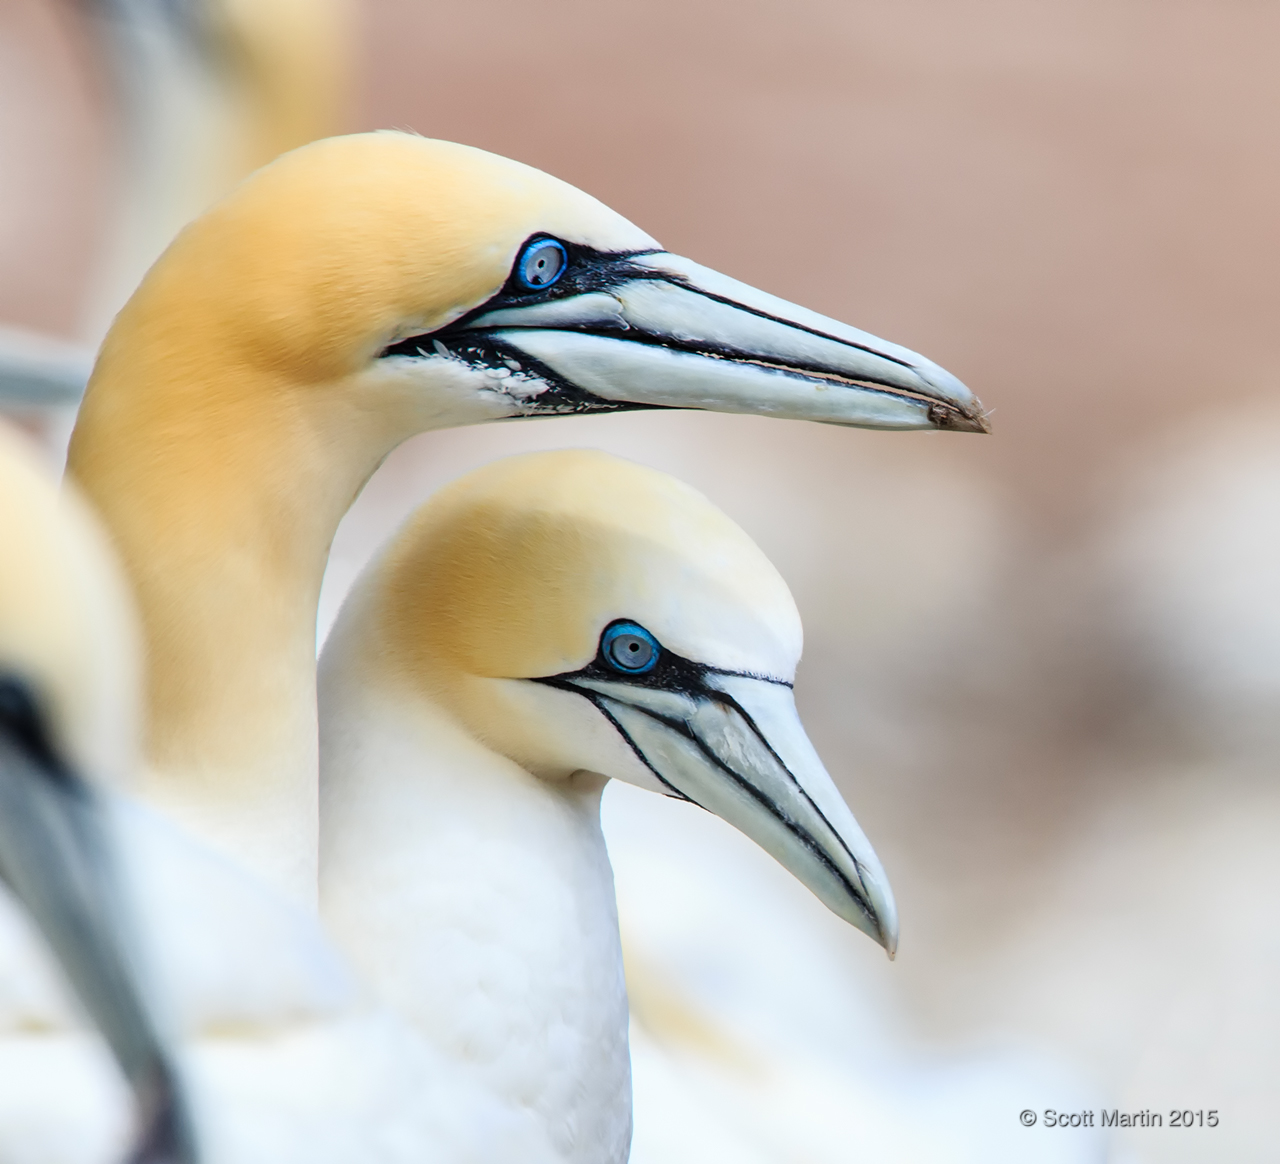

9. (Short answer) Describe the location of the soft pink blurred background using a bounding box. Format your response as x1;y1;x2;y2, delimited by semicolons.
3;1;1277;1159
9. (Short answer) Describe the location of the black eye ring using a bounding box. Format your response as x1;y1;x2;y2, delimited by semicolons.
515;237;568;291
601;622;660;674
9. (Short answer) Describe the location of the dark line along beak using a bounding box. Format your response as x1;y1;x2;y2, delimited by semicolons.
0;681;199;1164
452;249;988;434
539;665;898;956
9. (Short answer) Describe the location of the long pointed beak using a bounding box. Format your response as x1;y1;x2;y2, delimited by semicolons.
565;670;898;956
0;708;199;1163
458;251;986;434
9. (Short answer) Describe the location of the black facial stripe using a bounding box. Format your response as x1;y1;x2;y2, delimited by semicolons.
540;634;790;698
384;322;922;409
378;244;665;361
492;240;666;306
380;332;671;417
581;640;711;696
578;692;698;806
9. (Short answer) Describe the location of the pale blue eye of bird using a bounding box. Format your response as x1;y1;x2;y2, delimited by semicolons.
602;622;659;674
517;238;567;290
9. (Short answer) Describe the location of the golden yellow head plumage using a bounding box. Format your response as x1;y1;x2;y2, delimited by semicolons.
372;448;801;684
91;133;656;387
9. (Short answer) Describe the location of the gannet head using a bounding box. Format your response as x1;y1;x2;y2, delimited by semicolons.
356;448;898;956
84;131;985;437
0;424;198;1162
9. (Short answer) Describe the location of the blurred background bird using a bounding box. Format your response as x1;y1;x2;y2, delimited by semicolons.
0;421;198;1164
0;0;352;437
2;1;1277;1161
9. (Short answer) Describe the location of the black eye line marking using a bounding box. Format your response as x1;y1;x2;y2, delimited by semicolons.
561;620;794;695
500;237;663;302
385;332;672;418
581;696;699;807
378;242;666;361
377;243;672;415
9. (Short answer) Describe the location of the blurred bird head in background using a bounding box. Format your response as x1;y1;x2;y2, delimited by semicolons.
77;0;355;343
338;448;898;954
0;423;139;788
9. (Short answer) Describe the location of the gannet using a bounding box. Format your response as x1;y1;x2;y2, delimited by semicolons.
66;130;986;908
0;422;197;1163
317;448;897;1161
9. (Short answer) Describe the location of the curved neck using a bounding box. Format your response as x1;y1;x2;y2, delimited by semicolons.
66;360;405;905
317;654;632;1162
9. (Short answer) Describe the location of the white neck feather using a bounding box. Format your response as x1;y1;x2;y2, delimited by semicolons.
317;637;633;1162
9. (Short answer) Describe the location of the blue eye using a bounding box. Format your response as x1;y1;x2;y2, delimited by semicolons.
601;622;659;674
516;238;567;290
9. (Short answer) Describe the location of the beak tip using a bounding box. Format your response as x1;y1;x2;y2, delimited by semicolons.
916;361;990;434
863;873;899;960
927;399;992;435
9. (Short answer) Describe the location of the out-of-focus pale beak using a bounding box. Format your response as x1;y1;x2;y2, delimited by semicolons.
0;680;199;1163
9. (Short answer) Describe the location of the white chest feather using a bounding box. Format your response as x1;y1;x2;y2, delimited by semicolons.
319;678;633;1163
